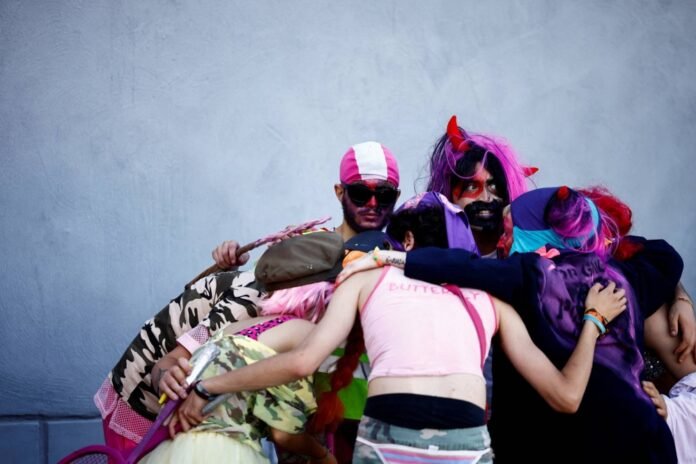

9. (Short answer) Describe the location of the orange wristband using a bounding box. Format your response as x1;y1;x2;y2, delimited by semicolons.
584;308;609;326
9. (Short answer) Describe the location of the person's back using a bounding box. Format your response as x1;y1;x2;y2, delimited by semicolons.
339;187;679;463
162;192;631;464
358;265;496;409
489;251;675;463
143;281;339;464
487;187;678;463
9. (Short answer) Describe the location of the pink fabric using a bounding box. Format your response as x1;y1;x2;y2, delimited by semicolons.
339;141;400;186
361;267;498;381
102;412;138;453
535;246;561;259
444;284;489;369
95;325;214;447
236;315;297;340
94;377;154;444
177;324;211;354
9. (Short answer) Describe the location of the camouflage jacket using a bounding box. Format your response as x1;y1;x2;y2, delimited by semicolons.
110;270;264;420
191;333;317;453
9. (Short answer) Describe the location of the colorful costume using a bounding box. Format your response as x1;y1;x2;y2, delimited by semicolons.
404;188;682;463
140;331;317;464
95;270;263;443
353;267;495;464
351;193;496;463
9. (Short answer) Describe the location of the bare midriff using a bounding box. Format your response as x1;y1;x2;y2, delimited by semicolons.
367;373;486;409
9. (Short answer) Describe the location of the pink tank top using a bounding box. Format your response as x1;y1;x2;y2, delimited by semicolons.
361;266;498;381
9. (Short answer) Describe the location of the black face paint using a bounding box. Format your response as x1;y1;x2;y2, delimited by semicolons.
464;200;504;232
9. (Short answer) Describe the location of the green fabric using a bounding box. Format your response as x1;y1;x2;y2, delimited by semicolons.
314;348;370;420
193;333;317;453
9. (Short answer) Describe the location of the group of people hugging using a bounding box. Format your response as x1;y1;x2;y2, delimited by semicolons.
93;116;696;463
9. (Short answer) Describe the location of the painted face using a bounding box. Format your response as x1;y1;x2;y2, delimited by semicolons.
341;179;398;233
451;163;503;207
452;164;506;232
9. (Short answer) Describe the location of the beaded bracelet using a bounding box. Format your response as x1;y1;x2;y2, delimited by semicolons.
583;313;607;336
372;247;384;267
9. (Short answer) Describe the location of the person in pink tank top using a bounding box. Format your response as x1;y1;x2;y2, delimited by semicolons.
165;192;627;464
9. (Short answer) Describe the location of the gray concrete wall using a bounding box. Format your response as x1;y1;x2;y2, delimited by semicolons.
1;1;695;461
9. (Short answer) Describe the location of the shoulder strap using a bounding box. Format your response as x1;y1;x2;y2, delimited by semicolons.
443;284;488;369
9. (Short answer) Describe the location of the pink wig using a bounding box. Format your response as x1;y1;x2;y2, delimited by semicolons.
427;116;532;203
259;281;335;323
468;133;529;202
545;187;619;260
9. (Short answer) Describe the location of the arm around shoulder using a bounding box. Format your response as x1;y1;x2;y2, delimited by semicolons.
202;271;366;395
495;283;626;413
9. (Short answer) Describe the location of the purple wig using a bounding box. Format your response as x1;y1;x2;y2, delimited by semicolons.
510;186;617;259
426;116;531;204
513;187;645;397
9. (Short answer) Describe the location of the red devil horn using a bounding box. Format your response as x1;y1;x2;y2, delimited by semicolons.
522;166;539;177
557;186;570;200
446;115;470;153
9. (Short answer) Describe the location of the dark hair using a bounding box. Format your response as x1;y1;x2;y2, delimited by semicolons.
427;134;511;204
386;204;448;249
453;143;510;203
312;203;447;433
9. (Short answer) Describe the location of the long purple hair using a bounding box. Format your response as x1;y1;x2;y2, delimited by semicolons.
546;187;618;259
528;187;645;395
426;117;530;203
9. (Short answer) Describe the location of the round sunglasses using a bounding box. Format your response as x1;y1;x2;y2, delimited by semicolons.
344;183;399;207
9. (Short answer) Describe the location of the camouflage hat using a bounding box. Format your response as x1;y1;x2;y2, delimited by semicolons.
255;231;344;291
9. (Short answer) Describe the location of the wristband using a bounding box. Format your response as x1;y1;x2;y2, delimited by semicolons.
583;314;607;336
584;308;609;326
676;296;693;308
192;380;217;401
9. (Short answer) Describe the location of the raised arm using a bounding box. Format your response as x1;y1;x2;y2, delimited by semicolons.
406;247;528;304
171;272;367;433
498;283;627;413
212;239;251;269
